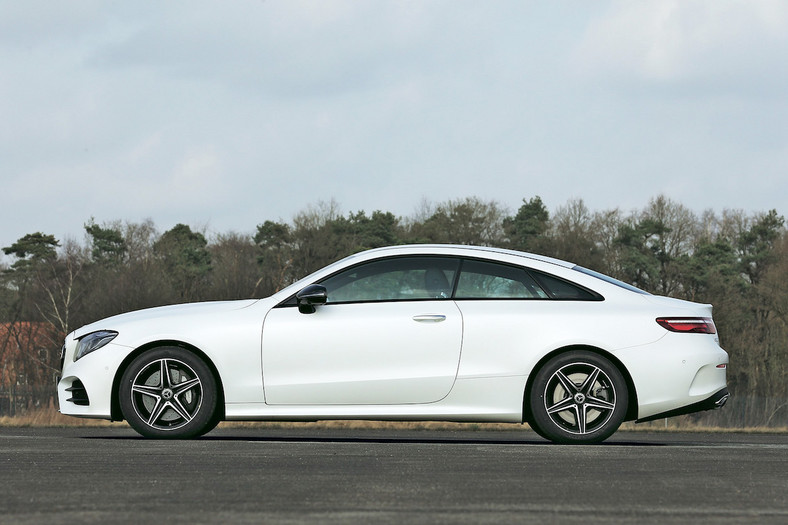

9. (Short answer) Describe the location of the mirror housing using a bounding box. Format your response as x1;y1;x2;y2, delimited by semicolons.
296;284;328;314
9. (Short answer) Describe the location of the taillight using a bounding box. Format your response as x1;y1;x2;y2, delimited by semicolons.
656;317;717;334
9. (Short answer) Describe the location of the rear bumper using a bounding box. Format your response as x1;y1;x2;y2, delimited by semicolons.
636;387;730;423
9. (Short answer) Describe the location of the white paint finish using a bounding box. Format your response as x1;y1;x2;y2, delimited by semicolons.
225;376;527;423
56;244;729;434
453;296;667;380
262;301;462;404
57;342;131;419
616;333;728;419
68;299;271;404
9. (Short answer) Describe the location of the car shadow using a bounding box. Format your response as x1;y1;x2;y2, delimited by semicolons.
200;435;666;447
81;429;666;446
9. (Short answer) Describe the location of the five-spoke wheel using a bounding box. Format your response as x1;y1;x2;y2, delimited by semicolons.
119;347;219;438
529;351;628;444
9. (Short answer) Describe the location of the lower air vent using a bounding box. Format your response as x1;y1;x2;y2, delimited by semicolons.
66;379;90;406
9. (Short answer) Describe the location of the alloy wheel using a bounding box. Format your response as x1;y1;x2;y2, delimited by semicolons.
542;361;617;435
130;357;203;431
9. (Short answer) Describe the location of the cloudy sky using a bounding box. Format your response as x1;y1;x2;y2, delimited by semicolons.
1;0;786;255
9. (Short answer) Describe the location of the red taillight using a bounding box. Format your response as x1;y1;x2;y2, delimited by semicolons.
656;317;717;334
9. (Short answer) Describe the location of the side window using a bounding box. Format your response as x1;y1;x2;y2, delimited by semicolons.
319;257;460;304
530;270;602;301
456;260;548;299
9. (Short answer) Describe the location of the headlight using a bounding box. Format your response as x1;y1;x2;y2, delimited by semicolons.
74;331;118;361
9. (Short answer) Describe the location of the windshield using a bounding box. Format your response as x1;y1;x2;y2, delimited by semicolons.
572;266;651;295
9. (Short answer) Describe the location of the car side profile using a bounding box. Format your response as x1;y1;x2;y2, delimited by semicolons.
58;244;729;444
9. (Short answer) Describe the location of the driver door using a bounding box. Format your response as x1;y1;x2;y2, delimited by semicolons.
262;256;462;405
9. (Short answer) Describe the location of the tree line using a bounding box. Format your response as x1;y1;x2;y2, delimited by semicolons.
1;195;786;427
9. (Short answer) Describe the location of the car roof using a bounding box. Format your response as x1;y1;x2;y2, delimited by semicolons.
344;244;576;269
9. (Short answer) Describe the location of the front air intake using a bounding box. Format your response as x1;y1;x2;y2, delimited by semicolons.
66;379;90;406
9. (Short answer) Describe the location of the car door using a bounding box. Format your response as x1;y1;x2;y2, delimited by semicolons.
451;258;604;377
262;256;463;405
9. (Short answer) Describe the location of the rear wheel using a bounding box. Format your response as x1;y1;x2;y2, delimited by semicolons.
529;351;627;444
119;347;219;438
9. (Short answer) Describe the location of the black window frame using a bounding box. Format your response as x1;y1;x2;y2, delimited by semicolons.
276;255;462;308
276;255;604;308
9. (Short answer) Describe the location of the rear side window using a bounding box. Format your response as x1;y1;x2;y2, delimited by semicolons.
529;270;602;301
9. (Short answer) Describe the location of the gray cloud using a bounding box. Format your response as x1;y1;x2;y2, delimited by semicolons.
1;0;785;257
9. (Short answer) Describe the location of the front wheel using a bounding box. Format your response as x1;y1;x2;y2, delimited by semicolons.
529;351;628;444
119;347;219;438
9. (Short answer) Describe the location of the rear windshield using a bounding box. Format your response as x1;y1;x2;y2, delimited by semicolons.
572;266;650;295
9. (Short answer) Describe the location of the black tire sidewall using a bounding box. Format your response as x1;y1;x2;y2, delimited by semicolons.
530;351;628;444
119;346;218;439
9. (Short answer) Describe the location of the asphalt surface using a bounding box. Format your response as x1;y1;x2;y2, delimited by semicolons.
1;426;786;524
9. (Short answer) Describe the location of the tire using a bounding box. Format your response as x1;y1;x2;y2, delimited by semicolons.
119;346;219;439
529;351;628;444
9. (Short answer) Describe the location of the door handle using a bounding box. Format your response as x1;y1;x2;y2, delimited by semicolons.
412;314;446;323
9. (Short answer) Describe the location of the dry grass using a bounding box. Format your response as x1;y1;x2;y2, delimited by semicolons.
618;420;788;434
2;407;786;433
0;408;127;428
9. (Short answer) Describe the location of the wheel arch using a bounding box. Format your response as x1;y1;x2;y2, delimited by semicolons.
522;345;639;425
110;340;226;422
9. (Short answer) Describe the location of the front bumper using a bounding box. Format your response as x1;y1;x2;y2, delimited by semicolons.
57;339;131;419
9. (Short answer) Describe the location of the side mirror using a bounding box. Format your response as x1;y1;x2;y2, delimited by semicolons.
296;284;328;314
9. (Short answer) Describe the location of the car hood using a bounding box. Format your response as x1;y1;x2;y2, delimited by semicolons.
72;299;260;340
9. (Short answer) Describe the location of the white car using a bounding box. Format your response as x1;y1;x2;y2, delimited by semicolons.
58;244;729;444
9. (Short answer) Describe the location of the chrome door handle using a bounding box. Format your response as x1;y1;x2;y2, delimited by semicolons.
412;314;446;323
